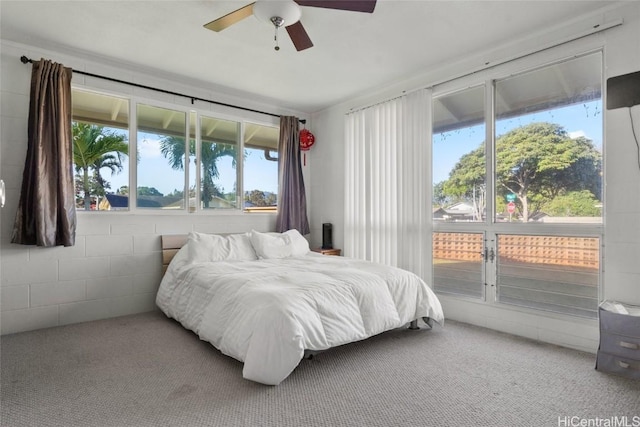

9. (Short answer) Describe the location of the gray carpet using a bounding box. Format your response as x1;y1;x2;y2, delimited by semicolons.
1;311;638;427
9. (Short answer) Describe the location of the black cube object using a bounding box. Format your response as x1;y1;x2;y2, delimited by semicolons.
322;223;333;249
607;70;640;110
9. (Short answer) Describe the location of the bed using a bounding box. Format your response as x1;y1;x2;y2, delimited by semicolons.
156;230;444;385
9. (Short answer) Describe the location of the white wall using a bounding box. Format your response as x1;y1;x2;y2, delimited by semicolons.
0;40;309;334
307;106;346;251
309;2;640;353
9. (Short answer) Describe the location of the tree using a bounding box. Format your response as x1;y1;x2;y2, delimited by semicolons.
527;135;602;212
265;192;277;206
442;122;602;221
245;190;276;207
442;147;485;200
73;123;128;210
433;181;453;207
74;174;101;209
542;190;601;217
165;188;184;198
496;123;601;221
137;186;163;197
90;157;116;197
160;136;237;208
442;147;487;219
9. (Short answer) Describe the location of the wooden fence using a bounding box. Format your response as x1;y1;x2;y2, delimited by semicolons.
433;233;599;268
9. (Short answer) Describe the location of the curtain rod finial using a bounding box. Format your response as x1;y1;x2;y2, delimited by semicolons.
20;55;33;64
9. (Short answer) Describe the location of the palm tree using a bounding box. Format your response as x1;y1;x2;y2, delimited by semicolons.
73;122;128;210
92;153;123;194
160;136;237;208
159;135;191;171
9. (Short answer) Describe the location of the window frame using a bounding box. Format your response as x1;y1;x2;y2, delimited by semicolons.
70;86;281;215
431;49;605;235
430;48;605;320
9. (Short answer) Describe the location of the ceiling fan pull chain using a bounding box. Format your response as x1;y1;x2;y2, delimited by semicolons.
270;16;285;51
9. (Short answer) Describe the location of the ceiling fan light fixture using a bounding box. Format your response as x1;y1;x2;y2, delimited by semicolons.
253;0;302;27
271;16;285;28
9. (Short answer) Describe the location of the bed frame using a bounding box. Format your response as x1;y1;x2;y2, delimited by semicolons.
160;233;434;338
161;234;189;276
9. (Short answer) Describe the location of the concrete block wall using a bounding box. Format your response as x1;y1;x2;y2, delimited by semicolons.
0;214;276;334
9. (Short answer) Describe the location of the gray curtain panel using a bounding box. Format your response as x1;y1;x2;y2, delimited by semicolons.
275;116;310;235
12;59;76;247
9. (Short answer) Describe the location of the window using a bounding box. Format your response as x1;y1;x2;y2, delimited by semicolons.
494;53;603;223
136;104;187;209
431;51;603;319
70;88;279;213
496;234;599;318
243;123;279;212
432;85;486;222
199;116;240;209
71;90;130;211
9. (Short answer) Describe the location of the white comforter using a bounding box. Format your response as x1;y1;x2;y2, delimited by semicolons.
156;253;444;385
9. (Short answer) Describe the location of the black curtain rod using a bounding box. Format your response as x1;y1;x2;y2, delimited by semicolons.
20;55;305;125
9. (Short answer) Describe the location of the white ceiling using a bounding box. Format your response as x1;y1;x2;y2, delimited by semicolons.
0;0;616;114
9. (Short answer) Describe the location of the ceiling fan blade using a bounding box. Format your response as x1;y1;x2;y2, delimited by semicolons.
294;0;376;13
204;3;255;32
286;21;314;51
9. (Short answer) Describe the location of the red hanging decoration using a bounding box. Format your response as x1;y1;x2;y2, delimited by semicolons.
299;128;315;166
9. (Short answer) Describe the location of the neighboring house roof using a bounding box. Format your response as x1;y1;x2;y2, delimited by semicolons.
103;194;266;210
104;194;163;208
432;207;447;218
433;203;478;221
446;202;475;212
104;194;128;208
164;196;237;209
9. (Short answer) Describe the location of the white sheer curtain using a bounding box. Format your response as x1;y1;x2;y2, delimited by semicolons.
344;89;431;278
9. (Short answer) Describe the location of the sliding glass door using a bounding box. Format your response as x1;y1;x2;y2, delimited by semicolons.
496;235;599;317
433;232;486;299
432;84;487;299
432;52;603;319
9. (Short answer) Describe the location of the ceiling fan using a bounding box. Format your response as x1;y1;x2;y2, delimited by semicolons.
204;0;377;52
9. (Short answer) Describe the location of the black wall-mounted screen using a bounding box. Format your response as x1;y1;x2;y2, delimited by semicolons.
607;70;640;110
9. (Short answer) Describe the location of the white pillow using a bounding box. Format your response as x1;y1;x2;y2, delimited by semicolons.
226;233;258;260
187;232;258;263
187;232;228;263
284;229;310;256
250;230;293;259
